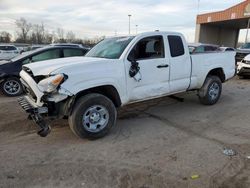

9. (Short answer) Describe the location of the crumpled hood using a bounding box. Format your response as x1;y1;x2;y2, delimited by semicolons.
23;56;110;76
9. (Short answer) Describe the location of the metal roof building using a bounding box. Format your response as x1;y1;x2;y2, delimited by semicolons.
195;0;250;47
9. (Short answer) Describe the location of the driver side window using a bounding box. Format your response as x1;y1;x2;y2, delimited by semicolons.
129;36;165;60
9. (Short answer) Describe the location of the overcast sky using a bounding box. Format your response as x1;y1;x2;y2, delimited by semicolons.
0;0;244;41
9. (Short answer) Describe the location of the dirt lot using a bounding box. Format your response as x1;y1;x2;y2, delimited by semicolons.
1;77;250;188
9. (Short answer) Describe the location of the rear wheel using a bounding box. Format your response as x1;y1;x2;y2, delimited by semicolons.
1;77;23;97
198;76;222;105
68;93;117;139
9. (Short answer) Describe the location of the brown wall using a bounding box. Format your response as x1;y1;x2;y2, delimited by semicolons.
197;0;250;24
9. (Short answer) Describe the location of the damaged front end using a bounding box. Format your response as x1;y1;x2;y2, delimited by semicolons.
18;96;51;137
18;69;73;137
18;94;74;137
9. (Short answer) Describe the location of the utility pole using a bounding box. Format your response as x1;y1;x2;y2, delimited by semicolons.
135;25;138;34
128;14;132;35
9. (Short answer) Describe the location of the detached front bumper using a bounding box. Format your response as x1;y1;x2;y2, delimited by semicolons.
18;96;51;137
18;70;73;137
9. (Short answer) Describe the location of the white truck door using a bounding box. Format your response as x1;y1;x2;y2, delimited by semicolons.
125;35;170;102
167;35;192;93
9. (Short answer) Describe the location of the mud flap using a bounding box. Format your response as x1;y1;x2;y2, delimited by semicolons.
198;77;211;98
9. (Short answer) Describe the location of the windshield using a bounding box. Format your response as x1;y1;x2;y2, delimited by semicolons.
240;43;250;49
85;36;134;59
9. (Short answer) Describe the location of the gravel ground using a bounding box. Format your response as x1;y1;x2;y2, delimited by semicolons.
1;77;250;188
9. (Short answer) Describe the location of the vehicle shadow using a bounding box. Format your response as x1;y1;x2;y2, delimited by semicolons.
0;90;191;142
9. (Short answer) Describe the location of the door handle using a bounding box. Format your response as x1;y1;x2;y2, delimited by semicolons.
157;64;169;68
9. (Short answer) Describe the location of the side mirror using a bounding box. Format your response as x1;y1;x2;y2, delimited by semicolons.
128;48;137;63
128;49;140;78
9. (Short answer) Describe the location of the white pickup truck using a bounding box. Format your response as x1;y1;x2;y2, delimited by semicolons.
18;31;236;139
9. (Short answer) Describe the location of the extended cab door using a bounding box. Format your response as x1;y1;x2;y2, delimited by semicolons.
125;35;170;102
167;35;191;93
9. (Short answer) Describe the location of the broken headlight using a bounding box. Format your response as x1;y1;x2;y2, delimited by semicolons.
38;74;66;93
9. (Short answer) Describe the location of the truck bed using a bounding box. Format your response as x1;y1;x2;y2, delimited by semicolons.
189;51;236;89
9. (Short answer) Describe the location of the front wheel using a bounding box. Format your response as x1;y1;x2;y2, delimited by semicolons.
68;93;117;139
198;76;222;105
1;77;23;97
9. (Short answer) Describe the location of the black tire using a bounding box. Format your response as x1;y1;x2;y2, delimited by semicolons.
198;76;222;105
68;93;117;139
1;77;23;97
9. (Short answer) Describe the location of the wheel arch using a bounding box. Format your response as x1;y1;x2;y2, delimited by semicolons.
74;85;122;108
1;74;20;80
206;68;225;83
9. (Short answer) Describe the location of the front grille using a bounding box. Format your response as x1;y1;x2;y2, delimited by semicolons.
20;78;37;102
18;97;33;113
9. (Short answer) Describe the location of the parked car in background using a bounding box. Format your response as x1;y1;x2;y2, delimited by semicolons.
235;43;250;62
188;43;220;54
0;46;88;96
0;45;20;60
20;45;47;55
220;47;235;52
237;54;250;78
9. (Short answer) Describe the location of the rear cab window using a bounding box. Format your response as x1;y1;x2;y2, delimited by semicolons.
167;35;185;57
